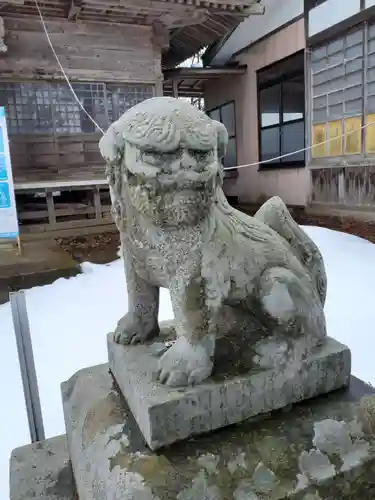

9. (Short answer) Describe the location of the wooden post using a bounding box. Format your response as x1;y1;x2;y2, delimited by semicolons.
93;185;102;220
16;235;22;256
172;79;179;98
154;78;163;96
46;191;56;227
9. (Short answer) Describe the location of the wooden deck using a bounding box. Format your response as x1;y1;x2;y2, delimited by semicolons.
15;180;115;238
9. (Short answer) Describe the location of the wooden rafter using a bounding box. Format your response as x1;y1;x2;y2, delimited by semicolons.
0;0;264;66
163;64;247;96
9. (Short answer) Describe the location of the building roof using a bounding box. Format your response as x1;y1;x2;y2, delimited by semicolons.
0;0;265;67
163;64;247;97
204;0;303;66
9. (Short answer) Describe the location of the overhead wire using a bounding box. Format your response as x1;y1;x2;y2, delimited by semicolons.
34;0;105;134
34;0;375;170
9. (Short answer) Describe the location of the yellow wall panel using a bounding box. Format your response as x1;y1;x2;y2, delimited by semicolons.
327;120;343;156
344;116;362;155
366;114;375;153
312;123;326;158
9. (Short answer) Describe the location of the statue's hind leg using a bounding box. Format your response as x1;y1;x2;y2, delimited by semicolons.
259;266;326;354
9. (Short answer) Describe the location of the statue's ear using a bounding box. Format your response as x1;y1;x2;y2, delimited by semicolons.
99;125;118;163
212;120;228;160
99;123;125;182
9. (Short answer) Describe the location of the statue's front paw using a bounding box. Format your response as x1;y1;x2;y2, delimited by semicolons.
114;313;159;345
157;336;213;387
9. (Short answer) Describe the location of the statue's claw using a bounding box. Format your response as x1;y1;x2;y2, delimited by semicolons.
156;336;213;387
113;313;160;345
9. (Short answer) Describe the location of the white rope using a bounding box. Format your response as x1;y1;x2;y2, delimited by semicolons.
226;117;375;171
34;0;105;134
34;0;375;171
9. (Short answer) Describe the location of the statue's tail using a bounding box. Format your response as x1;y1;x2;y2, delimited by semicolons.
254;196;327;306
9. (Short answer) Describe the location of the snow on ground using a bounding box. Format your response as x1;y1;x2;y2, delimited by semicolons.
1;225;375;497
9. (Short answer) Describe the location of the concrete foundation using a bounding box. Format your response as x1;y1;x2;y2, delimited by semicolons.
61;363;375;500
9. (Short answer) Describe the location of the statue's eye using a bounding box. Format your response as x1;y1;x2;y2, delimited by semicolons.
141;150;164;166
141;148;181;166
188;149;212;162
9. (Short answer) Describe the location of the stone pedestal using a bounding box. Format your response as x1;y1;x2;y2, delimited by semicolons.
108;331;351;450
9;435;75;500
60;363;375;500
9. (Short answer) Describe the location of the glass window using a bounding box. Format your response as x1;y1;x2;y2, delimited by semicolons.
208;108;220;123
261;127;280;163
206;101;237;169
281;121;305;162
221;102;235;137
259;85;280;127
258;52;305;167
224;137;237;167
282;77;305;123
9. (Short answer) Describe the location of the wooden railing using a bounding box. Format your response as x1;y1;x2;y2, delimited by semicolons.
9;133;104;184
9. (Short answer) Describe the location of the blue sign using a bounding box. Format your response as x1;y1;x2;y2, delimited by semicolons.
0;156;7;181
0;182;11;209
0;127;4;155
0;106;19;240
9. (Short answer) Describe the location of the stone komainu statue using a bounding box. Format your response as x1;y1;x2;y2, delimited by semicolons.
99;97;327;387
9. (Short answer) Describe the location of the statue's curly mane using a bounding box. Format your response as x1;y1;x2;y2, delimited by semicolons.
203;187;327;309
101;98;229;232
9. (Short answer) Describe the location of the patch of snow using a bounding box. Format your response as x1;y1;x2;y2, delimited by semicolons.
0;257;172;498
1;225;375;497
302;226;375;385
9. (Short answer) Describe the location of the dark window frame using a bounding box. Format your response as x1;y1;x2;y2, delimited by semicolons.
257;52;306;170
206;100;237;169
304;0;327;12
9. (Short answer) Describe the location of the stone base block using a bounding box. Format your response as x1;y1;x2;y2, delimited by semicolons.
9;434;75;500
61;364;375;500
108;330;351;450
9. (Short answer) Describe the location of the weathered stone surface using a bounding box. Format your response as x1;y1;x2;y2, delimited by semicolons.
108;329;351;450
9;434;75;500
99;97;329;387
62;363;374;500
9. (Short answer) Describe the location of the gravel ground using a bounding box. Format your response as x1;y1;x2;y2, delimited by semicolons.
58;232;120;264
57;210;375;264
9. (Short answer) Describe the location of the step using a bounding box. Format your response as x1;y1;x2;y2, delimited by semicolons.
9;434;76;500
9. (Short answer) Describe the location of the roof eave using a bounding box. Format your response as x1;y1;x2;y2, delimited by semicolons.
202;0;265;66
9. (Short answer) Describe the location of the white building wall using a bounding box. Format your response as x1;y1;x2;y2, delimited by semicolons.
211;0;304;65
308;0;361;37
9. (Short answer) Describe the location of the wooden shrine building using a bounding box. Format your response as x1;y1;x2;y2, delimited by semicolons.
0;0;264;237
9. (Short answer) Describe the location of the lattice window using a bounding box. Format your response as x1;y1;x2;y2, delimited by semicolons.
0;82;53;134
0;81;154;135
72;83;107;133
310;26;365;157
50;83;81;134
107;84;154;122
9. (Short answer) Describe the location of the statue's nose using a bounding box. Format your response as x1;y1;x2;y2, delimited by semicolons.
180;151;196;170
